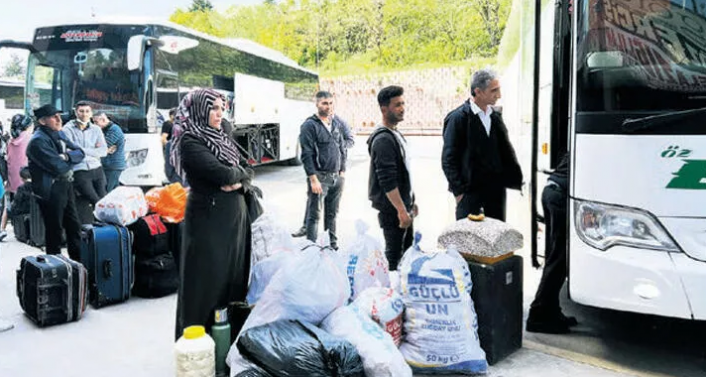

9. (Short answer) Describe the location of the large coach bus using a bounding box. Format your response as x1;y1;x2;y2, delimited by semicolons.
0;19;318;186
511;0;706;319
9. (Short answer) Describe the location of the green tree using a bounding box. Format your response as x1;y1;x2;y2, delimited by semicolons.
190;0;214;12
1;54;25;78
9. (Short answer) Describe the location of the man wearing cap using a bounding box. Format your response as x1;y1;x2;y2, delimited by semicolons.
27;104;86;260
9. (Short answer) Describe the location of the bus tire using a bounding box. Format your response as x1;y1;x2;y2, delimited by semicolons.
288;143;303;166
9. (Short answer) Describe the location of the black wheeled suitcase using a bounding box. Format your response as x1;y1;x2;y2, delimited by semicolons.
12;214;30;243
468;255;523;365
16;254;88;327
80;223;133;308
29;195;45;247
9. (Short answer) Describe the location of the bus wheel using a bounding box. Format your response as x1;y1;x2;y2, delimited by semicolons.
288;143;302;166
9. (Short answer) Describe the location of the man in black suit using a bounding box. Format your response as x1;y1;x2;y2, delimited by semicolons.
442;68;523;221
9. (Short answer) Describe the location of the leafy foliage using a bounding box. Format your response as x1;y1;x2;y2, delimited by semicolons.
1;54;25;79
189;0;214;12
170;0;511;75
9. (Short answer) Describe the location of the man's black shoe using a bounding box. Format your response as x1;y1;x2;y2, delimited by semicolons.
291;227;307;238
559;313;579;327
526;315;571;334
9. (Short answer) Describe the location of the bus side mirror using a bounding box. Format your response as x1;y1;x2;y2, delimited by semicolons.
127;35;146;71
127;35;165;71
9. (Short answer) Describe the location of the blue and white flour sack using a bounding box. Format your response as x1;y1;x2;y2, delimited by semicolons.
398;234;487;374
346;220;390;301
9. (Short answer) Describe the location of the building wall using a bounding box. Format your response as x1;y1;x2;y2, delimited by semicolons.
320;66;473;135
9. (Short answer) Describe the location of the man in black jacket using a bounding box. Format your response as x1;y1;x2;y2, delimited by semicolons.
299;91;347;249
27;104;86;260
442;68;522;221
368;86;417;270
527;152;578;333
292;113;354;238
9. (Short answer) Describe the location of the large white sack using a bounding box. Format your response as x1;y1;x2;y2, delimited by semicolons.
93;186;148;226
352;287;404;346
398;235;487;374
345;220;390;301
227;246;350;375
321;306;412;377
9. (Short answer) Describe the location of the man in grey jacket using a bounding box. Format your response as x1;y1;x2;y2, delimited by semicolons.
63;101;108;206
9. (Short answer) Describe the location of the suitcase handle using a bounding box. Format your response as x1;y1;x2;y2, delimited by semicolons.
103;259;113;278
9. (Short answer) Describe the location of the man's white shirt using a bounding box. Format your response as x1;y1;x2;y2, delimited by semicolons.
470;100;493;136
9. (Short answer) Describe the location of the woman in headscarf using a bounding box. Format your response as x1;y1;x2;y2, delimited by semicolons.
172;89;255;339
0;114;34;241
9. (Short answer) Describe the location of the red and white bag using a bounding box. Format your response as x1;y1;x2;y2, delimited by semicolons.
353;287;405;346
94;186;148;226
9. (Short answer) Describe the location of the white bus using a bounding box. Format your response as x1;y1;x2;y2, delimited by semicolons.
0;19;318;186
510;0;706;320
0;79;26;125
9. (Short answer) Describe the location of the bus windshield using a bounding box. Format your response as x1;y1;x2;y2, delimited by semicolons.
576;0;706;112
26;25;143;131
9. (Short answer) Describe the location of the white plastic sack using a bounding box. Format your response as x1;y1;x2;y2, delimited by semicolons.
352;287;404;346
398;233;487;374
251;211;296;264
227;245;350;375
246;251;296;305
93;186;148;226
322;306;412;377
346;220;390;301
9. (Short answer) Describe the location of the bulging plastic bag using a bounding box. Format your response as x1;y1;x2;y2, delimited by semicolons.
352;287;405;346
237;319;364;377
246;251;297;305
250;211;297;265
93;186;148;226
398;233;487;375
346;220;390;301
153;183;188;223
322;306;412;377
228;245;350;375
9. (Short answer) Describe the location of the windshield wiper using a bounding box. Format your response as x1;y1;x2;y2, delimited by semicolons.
622;106;706;133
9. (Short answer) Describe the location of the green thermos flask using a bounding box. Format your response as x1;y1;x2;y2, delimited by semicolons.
212;307;231;377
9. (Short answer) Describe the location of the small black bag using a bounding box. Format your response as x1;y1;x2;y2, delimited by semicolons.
132;253;179;298
129;214;170;257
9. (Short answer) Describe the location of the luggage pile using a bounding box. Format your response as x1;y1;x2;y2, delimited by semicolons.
15;184;187;327
225;216;492;377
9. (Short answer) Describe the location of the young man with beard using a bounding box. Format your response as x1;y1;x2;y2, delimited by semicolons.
367;86;418;271
298;91;347;249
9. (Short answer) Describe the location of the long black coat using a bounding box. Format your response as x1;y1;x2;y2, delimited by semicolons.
175;132;253;340
442;100;522;219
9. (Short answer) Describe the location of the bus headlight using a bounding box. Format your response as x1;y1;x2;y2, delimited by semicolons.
574;200;680;252
127;148;149;167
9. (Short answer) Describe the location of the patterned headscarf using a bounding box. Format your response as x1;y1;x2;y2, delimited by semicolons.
170;89;241;181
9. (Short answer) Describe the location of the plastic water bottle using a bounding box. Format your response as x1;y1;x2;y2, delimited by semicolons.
212;308;231;377
175;325;215;377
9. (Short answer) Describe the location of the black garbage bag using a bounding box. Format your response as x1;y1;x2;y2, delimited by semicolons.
237;319;365;377
234;365;273;377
